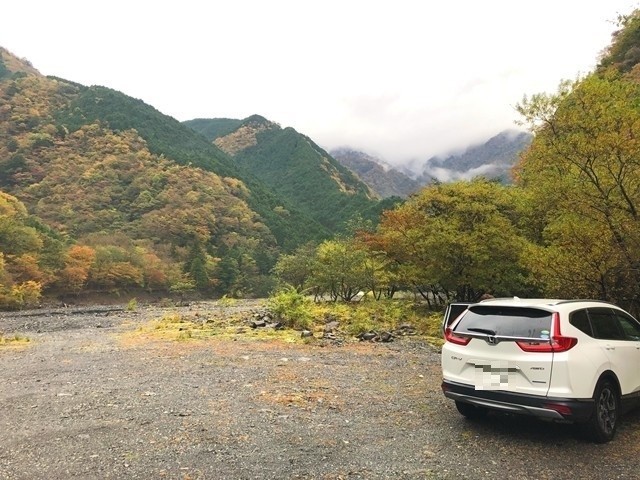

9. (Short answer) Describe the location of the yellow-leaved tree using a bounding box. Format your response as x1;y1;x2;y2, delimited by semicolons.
0;191;43;308
515;72;640;311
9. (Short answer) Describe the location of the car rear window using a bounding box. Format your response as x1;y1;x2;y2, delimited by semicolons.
455;306;553;339
442;303;470;329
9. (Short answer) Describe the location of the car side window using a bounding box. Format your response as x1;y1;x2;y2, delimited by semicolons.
615;312;640;341
569;309;593;337
588;308;625;340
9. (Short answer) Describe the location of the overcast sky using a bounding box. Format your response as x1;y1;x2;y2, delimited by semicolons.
1;1;637;165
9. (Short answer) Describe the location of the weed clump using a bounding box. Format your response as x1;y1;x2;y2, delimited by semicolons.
268;288;444;345
267;288;316;330
0;332;30;347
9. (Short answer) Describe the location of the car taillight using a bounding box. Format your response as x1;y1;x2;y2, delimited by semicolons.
444;327;471;346
516;312;577;353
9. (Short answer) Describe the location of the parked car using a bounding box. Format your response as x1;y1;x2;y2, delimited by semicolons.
441;298;640;443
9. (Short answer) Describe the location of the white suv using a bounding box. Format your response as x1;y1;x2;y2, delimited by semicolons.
441;298;640;443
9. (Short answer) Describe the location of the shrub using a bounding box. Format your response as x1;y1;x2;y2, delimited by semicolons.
265;290;445;346
268;287;316;330
0;281;42;310
126;298;138;311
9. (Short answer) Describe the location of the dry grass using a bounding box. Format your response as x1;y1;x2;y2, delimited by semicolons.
120;311;302;347
0;333;30;350
116;299;446;353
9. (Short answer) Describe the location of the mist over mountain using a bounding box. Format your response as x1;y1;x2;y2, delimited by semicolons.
417;130;533;183
330;129;532;194
330;148;421;198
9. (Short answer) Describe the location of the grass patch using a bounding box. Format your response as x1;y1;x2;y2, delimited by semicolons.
269;289;445;346
122;295;445;347
125;311;301;344
0;333;30;349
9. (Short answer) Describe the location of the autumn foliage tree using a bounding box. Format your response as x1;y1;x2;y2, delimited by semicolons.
363;179;534;303
58;245;96;292
0;192;44;307
515;71;640;311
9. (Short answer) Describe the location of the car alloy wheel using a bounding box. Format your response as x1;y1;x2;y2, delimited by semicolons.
585;380;619;443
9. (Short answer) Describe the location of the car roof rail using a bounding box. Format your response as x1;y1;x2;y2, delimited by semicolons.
555;299;619;307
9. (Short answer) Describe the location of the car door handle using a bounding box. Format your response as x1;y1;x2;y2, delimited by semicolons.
606;346;615;351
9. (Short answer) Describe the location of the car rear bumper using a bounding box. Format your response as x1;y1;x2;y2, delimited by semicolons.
442;380;594;422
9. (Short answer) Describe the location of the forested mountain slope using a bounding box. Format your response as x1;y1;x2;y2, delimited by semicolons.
0;47;327;300
51;85;328;249
185;115;380;231
183;118;243;143
330;147;421;198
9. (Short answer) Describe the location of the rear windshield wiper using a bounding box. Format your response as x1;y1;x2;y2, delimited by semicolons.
466;327;497;336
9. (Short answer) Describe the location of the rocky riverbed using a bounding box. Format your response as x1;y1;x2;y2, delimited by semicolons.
1;300;639;479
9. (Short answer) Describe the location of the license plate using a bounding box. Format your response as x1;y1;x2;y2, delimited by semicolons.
473;361;518;390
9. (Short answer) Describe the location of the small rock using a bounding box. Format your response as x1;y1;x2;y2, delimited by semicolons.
324;321;340;333
250;319;267;329
301;330;313;338
378;331;394;343
358;331;377;341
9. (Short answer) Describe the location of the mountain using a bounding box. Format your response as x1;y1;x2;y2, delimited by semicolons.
418;130;532;183
0;47;337;297
1;49;329;245
328;130;531;193
183;118;242;141
330;147;421;198
184;115;379;232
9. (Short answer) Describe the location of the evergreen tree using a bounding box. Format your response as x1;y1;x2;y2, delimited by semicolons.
0;53;8;79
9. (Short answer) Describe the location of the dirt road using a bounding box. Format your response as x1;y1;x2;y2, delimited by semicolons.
1;302;640;479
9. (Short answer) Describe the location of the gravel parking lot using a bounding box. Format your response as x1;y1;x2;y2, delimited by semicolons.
1;301;640;479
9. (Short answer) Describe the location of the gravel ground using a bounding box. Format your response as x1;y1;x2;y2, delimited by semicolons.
1;301;640;480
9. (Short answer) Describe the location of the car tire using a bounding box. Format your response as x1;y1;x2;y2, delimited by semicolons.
583;379;619;443
455;400;488;420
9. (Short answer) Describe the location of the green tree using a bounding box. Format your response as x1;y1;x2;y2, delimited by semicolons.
214;247;262;297
0;53;8;79
272;242;317;292
366;179;533;302
516;72;640;311
598;10;640;73
311;238;369;301
185;241;211;291
88;245;143;290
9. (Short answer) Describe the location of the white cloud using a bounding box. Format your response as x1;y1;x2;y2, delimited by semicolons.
1;0;636;164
